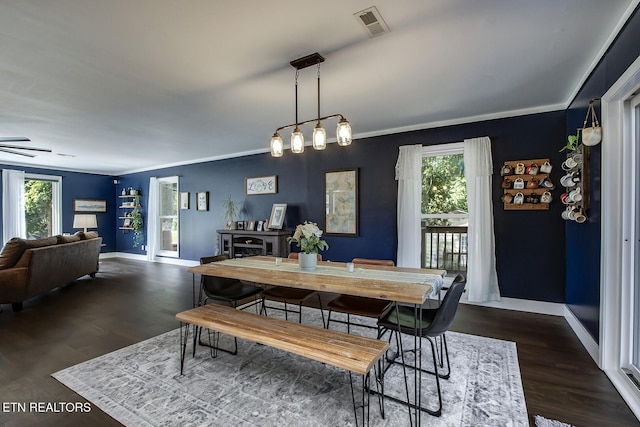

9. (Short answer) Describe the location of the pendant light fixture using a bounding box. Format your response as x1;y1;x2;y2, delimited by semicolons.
270;52;352;157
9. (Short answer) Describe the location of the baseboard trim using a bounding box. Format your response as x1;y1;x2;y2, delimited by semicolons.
459;295;565;316
563;305;600;366
99;252;198;266
605;369;640;421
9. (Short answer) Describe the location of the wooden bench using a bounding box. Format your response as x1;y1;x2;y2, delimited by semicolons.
176;304;389;426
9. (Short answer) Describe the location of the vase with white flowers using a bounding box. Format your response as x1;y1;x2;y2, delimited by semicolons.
287;221;329;271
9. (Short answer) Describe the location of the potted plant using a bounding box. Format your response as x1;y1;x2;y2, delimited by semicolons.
560;134;578;152
130;204;144;247
222;195;239;229
287;221;329;271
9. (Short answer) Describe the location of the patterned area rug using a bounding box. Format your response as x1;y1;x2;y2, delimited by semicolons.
52;308;528;426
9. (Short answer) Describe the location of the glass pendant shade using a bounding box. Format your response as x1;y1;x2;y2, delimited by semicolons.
336;118;352;146
312;123;327;150
291;127;305;153
270;133;284;157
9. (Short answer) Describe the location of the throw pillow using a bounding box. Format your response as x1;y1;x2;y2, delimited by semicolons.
56;234;82;244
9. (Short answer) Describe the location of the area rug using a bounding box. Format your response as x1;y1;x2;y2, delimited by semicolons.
534;415;574;427
52;308;528;426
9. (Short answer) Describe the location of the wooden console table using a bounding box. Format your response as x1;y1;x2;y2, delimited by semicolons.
217;229;291;258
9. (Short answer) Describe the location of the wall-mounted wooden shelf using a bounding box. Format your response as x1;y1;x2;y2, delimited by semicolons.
501;158;553;211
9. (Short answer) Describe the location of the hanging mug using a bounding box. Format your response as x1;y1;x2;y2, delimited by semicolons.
526;179;539;189
526;163;539;175
501;193;513;203
514;192;524;204
500;164;513;176
540;161;553;174
541;191;552;203
574;210;587;223
526;194;540;204
502;178;513;189
562;157;578;171
513;177;525;189
514;163;526;175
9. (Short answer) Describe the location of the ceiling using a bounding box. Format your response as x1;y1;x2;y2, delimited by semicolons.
0;1;637;176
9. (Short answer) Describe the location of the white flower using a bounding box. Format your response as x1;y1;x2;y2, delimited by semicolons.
287;221;328;254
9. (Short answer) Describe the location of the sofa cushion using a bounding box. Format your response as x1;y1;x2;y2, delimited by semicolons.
56;234;82;244
74;231;99;240
0;236;58;270
84;231;99;239
0;238;27;270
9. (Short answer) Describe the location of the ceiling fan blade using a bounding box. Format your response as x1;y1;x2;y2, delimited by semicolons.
0;147;36;158
0;137;30;142
0;144;51;153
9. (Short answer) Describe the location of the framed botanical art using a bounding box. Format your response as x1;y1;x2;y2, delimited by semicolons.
324;169;358;236
268;204;287;230
196;191;209;211
180;192;190;210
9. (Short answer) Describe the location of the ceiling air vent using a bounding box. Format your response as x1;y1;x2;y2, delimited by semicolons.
354;6;390;38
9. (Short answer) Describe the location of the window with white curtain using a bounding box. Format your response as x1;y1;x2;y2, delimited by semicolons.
156;176;179;257
24;173;62;238
421;143;468;274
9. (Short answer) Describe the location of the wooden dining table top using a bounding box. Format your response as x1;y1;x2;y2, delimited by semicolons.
188;256;446;305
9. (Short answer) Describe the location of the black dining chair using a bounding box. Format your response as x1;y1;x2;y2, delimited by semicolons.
377;274;466;417
326;258;394;333
196;254;264;355
260;252;325;327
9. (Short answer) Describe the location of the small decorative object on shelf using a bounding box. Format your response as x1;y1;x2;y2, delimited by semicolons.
287;221;329;271
501;158;554;211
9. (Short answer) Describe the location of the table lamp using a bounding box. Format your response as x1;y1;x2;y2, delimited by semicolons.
73;214;97;233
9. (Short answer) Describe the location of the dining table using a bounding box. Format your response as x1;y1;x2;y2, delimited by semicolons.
187;255;446;425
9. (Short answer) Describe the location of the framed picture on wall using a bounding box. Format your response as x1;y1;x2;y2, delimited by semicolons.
268;204;287;230
180;192;190;210
74;199;107;213
245;175;278;195
196;191;209;211
324;169;358;236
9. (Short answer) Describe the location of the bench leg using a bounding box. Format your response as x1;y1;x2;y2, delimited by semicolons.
349;371;378;427
197;326;238;356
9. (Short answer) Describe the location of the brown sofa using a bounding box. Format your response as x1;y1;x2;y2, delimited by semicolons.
0;232;102;312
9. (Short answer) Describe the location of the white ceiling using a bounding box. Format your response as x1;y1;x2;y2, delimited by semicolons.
0;0;637;175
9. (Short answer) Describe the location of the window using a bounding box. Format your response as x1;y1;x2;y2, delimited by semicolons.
630;92;640;383
156;176;179;257
24;174;61;238
421;143;468;274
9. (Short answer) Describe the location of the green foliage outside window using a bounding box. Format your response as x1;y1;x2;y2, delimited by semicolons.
25;180;53;239
422;154;468;226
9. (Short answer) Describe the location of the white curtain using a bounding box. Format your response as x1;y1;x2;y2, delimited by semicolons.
463;137;500;302
146;177;158;261
395;144;423;267
2;169;26;245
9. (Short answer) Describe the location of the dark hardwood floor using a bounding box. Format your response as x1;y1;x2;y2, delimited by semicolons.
0;258;637;427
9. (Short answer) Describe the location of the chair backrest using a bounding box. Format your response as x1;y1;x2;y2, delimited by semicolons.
288;252;322;261
352;258;395;266
425;274;466;336
200;254;237;292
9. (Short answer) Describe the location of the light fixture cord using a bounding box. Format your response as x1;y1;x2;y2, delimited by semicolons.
317;62;321;123
295;69;299;126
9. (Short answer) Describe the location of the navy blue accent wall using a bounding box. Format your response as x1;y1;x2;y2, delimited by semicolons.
565;6;640;342
0;164;116;251
120;110;567;302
